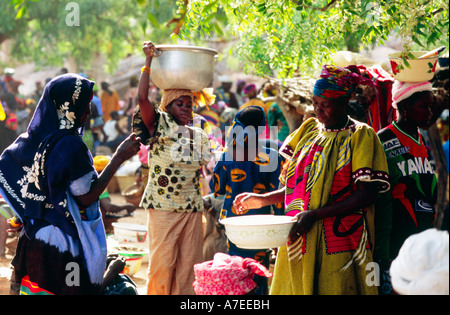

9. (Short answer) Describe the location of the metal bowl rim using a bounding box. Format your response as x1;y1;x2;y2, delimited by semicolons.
155;45;218;55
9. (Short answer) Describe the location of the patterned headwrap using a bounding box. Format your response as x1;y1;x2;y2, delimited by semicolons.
0;75;108;290
0;73;95;238
313;65;373;99
159;88;216;112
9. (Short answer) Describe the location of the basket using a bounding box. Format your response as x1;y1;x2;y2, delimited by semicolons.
115;175;138;193
122;183;144;207
107;175;120;193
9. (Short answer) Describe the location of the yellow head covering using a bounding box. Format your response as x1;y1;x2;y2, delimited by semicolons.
93;155;111;172
159;88;216;112
0;100;5;121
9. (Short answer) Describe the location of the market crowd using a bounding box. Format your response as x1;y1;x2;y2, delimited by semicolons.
0;44;448;296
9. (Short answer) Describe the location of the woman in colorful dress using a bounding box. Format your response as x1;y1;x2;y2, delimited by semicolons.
0;74;141;295
234;65;390;295
375;80;438;295
134;41;213;295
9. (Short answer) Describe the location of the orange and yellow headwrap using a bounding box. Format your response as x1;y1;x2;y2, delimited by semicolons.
159;88;216;112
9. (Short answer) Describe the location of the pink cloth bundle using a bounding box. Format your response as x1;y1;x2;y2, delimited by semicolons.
193;253;272;295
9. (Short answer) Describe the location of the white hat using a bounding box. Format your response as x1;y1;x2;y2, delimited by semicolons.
391;80;433;109
390;228;449;295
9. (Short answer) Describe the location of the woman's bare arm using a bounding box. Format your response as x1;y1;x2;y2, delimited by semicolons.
289;181;379;240
74;133;141;208
233;187;286;214
137;41;158;136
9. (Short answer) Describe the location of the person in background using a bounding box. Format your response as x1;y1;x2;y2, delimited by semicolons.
15;99;36;135
32;81;44;104
240;84;271;140
213;105;284;295
0;103;18;153
216;75;239;109
267;102;289;145
263;83;289;145
123;76;139;120
235;79;247;107
89;83;104;155
0;74;141;295
239;83;269;116
375;80;440;295
99;111;128;152
93;155;137;234
81;93;102;152
91;83;103;117
134;41;213;295
234;65;390;295
100;81;120;122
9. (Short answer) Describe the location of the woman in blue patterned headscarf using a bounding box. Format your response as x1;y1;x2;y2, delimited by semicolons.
0;74;141;294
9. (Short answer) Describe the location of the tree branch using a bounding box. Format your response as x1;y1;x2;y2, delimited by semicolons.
290;0;338;11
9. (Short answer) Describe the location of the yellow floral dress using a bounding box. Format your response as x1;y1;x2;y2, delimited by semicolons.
133;108;211;212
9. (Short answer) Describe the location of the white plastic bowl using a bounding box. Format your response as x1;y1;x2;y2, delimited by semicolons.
111;222;148;243
220;215;295;249
388;51;439;82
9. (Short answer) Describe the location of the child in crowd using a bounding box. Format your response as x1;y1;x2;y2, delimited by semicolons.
133;41;214;295
212;105;284;295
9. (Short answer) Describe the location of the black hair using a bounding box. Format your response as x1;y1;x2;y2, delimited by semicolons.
239;106;264;129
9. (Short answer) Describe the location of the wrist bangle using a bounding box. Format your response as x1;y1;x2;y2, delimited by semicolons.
141;66;151;75
10;217;21;228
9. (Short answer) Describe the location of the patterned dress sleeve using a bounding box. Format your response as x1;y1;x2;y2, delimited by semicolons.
132;105;156;146
278;118;317;186
212;154;227;198
195;127;213;167
270;152;285;215
350;124;390;192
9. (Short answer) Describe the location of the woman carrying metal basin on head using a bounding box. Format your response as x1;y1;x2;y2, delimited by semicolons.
133;41;216;295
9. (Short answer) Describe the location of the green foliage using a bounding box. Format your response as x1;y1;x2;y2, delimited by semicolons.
2;0;158;73
5;0;448;78
173;0;449;78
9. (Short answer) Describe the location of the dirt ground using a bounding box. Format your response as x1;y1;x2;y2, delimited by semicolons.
0;192;148;295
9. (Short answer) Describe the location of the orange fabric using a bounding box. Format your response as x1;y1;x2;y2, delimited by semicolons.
146;209;203;295
101;90;120;121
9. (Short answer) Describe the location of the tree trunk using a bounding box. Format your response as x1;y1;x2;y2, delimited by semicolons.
427;123;448;230
275;95;304;133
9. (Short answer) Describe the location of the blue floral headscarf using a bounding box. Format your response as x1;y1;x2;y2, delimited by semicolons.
0;74;95;238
